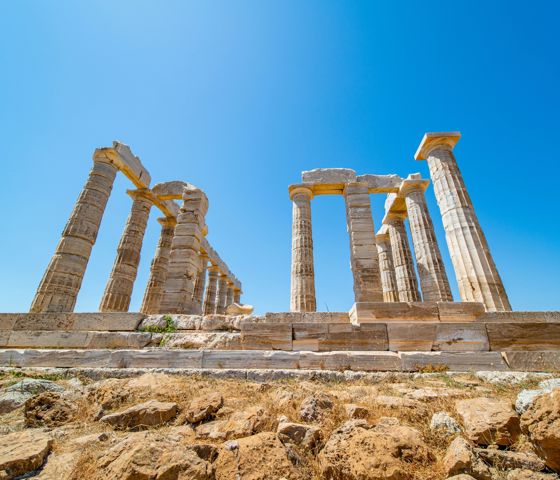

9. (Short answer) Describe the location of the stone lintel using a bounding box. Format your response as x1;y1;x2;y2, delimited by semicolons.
382;193;407;224
356;174;403;193
152;181;197;200
414;132;461;160
93;141;152;189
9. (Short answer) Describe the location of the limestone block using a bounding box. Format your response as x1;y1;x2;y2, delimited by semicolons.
292;323;328;351
399;351;509;371
437;302;486;322
299;351;401;371
487;323;560;351
107;141;151;188
6;313;144;331
0;314;16;330
110;350;203;368
86;332;152;349
351;302;439;323
321;323;388;351
163;332;241;350
71;313;145;331
7;331;91;348
202;350;301;369
503;351;560;372
0;349;113;368
356;174;403;192
241;323;292;350
301;168;356;185
433;323;489;352
480;311;560;323
387;323;436;351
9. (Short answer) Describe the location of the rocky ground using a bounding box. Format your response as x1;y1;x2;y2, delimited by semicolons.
0;369;559;480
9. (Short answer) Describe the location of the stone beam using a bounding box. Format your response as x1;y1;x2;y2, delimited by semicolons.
297;170;403;196
93;141;151;189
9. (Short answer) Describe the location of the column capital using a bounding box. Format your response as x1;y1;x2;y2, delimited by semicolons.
289;185;314;200
342;181;369;195
157;216;177;228
383;211;407;224
399;174;430;197
208;264;221;274
414;132;461;160
127;188;153;202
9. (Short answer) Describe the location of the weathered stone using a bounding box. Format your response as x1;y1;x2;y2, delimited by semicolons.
302;168;357;185
474;447;545;471
433;323;489;352
430;411;461;435
299;392;333;421
277;421;322;450
99;399;178;430
442;436;492;480
505;470;558;480
241;323;292;350
387;322;436;351
0;430;53;480
186;392;223;423
0;378;64;414
344;403;370;419
516;379;560;413
504;351;560;372
195;405;273;440
487;323;560;350
24;392;77;427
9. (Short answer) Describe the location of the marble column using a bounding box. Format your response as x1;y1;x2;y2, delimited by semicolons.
415;132;511;311
385;213;420;302
100;189;152;312
191;254;208;314
375;230;399;302
203;265;220;314
30;157;118;313
401;177;453;302
160;187;208;313
215;274;228;314
289;186;316;312
140;216;177;314
344;182;383;303
233;288;242;304
225;282;235;308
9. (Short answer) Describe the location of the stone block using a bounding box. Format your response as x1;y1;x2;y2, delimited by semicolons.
261;312;349;324
202;350;301;369
387;323;436;351
0;314;17;330
72;313;145;331
293;323;328;352
301;168;356;185
356;174;403;193
487;323;560;351
7;331;91;348
0;331;10;347
503;351;560;372
3;313;144;331
433;323;489;352
299;351;401;371
320;323;388;351
110;350;203;368
480;311;560;323
437;302;486;322
241;323;292;350
351;302;439;323
399;352;509;372
0;349;113;368
87;332;152;349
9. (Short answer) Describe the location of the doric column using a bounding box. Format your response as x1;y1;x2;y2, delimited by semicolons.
289;186;316;312
225;282;235;308
344;182;383;303
191;254;208;314
375;229;399;302
140;216;176;314
100;189;152;312
203;265;220;314
215;274;228;314
415;132;511;311
400;176;453;302
30;157;118;313
160;187;208;313
385;213;420;302
233;287;242;304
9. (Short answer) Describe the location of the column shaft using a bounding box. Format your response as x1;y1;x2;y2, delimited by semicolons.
140;217;176;314
191;254;208;314
203;266;220;314
233;288;241;304
376;234;399;302
386;216;421;302
215;275;228;314
30;159;118;313
225;283;234;308
290;187;316;312
344;182;383;302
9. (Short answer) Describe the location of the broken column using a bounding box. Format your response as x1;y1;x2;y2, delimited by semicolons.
225;281;235;309
385;213;420;302
159;186;208;313
400;175;453;302
343;182;383;303
215;273;228;314
234;287;242;304
375;227;399;302
30;154;118;313
100;189;153;312
191;253;208;314
415;132;511;311
203;265;220;314
289;186;316;312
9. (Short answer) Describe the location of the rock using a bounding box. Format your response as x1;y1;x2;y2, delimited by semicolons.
431;412;461;435
163;332;241;349
455;397;520;446
299;393;333;421
24;392;77;428
226;303;254;315
344;404;369;419
302;168;357;184
186;392;223;423
516;378;560;414
372;394;420;409
319;419;431;479
475;372;548;385
0;430;53;480
474;447;545;471
505;470;559;479
446;475;477;480
99;399;178;430
195;405;273;440
277;422;322;450
442;437;492;480
521;388;560;471
214;432;302;480
187;444;219;463
0;378;64;414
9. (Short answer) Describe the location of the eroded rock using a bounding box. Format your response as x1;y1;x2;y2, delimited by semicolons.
186;392;223;423
277;421;322;450
442;437;492;480
299;393;333;422
24;392;77;428
431;412;461;436
99;399;178;430
0;430;53;480
195;405;273;440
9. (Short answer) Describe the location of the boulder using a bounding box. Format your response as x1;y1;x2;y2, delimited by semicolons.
521;388;560;471
318;419;431;479
505;470;559;479
455;397;520;446
277;421;322;450
372;394;420;409
0;430;53;480
431;412;461;436
299;393;334;422
99;399;178;430
0;378;64;414
442;437;492;480
186;444;219;463
446;475;477;480
226;303;254;315
186;392;223;423
24;392;77;428
214;432;303;480
344;404;369;419
195;405;273;440
516;378;560;414
474;447;545;471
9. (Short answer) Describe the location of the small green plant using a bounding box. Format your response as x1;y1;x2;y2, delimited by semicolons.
141;315;177;334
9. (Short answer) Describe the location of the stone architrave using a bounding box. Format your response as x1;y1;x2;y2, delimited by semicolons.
225;282;235;308
191;254;208;314
343;182;383;303
159;186;208;314
234;288;242;304
30;157;119;313
100;189;153;312
375;230;399;302
215;274;228;315
415;132;511;311
203;265;220;314
385;213;421;302
140;216;177;314
289;186;316;312
400;177;453;302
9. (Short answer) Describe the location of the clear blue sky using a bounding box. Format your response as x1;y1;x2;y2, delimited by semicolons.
1;1;558;314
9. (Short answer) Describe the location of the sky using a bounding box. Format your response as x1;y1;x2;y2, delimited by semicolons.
0;1;559;314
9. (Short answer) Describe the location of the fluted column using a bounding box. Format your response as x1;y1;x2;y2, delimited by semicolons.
233;288;242;304
401;177;453;302
375;231;399;302
191;254;208;314
160;187;208;313
344;182;383;303
100;189;152;312
289;186;316;312
215;274;228;314
415;132;511;311
385;213;420;302
225;282;235;308
203;265;220;314
30;157;118;313
140;216;177;314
